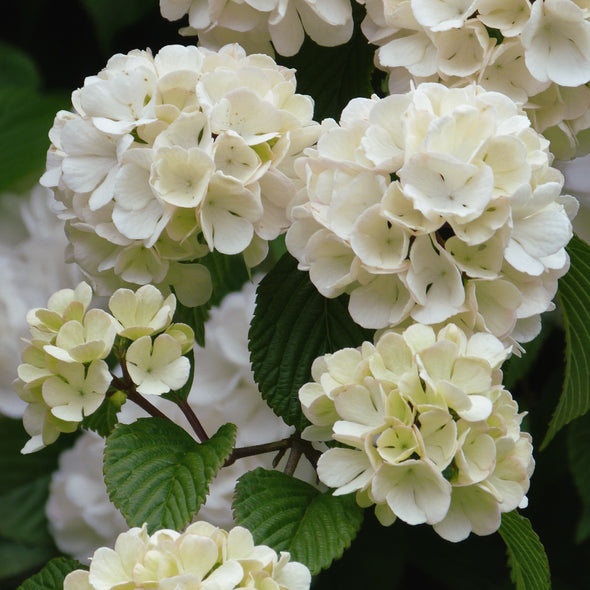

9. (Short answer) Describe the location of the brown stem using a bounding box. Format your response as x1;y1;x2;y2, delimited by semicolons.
224;437;293;467
283;446;303;477
176;397;209;442
110;374;170;422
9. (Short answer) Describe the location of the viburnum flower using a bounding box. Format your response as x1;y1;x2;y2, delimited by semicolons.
41;43;321;306
299;323;534;542
555;154;590;244
64;521;311;590
159;0;354;57
287;83;576;346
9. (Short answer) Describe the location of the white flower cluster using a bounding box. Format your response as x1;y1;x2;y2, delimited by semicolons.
0;185;81;418
42;43;320;306
64;522;311;590
159;0;354;57
287;83;575;345
15;282;194;452
300;323;534;542
358;0;590;159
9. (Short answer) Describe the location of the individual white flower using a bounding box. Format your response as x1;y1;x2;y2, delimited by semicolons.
42;44;321;307
521;0;590;87
64;521;311;590
159;0;354;57
108;284;176;340
288;83;574;345
0;185;81;418
45;431;128;563
300;323;534;541
125;334;190;396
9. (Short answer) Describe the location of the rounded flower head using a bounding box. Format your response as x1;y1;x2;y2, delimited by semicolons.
42;43;321;307
159;0;354;57
288;83;575;346
300;323;534;541
64;521;311;590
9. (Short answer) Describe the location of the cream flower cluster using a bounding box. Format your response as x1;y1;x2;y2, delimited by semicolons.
42;43;320;306
287;83;575;345
159;0;353;57
14;282;194;453
358;0;590;158
64;522;311;590
299;323;534;542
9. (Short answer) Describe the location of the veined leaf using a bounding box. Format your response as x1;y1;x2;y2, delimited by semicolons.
233;468;364;575
498;511;551;590
17;557;85;590
249;253;374;431
543;236;590;447
104;418;236;533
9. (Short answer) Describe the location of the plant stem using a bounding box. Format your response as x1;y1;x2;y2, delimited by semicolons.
176;398;209;442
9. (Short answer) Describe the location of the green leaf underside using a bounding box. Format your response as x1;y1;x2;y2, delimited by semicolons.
104;418;236;533
249;253;374;431
567;411;590;542
233;468;364;575
498;511;551;590
17;557;85;590
543;236;590;448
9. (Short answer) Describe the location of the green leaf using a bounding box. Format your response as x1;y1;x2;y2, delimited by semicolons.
276;6;375;121
17;557;85;590
104;418;236;533
233;468;364;575
249;252;374;431
543;236;590;448
0;87;67;192
0;43;39;88
567;411;590;542
80;0;156;53
498;511;551;590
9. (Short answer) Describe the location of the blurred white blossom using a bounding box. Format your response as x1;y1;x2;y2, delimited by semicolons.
287;83;576;346
159;0;354;57
64;521;311;590
42;44;321;307
0;185;81;418
300;323;534;542
555;154;590;244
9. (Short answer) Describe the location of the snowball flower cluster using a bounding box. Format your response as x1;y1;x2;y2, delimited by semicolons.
64;521;311;590
0;185;81;418
287;83;576;345
14;282;194;452
42;43;320;306
160;0;353;57
299;323;534;542
357;0;590;158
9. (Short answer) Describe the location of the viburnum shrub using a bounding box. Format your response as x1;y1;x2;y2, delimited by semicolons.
3;2;590;589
